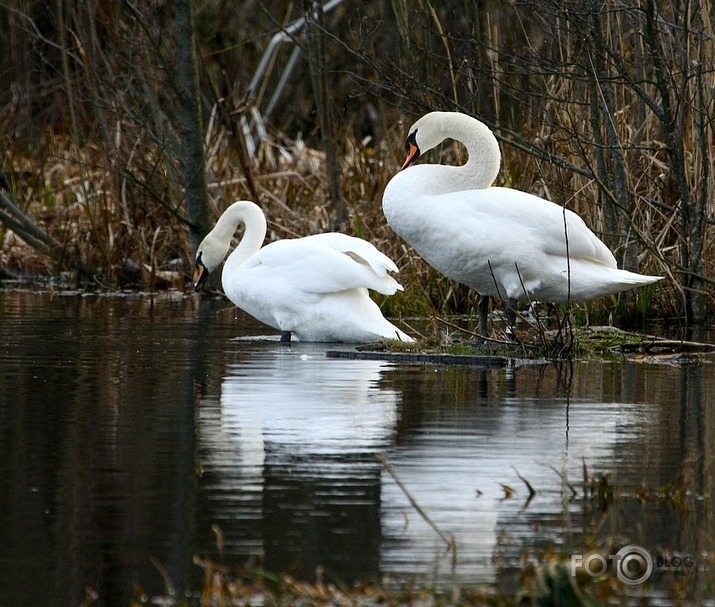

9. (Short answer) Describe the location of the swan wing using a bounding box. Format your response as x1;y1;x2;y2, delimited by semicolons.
438;187;618;268
241;237;404;296
303;233;400;276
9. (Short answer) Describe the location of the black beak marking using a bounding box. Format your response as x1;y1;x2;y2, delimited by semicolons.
194;251;209;292
401;130;420;171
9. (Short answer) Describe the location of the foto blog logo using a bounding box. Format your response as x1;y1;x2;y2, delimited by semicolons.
570;544;695;586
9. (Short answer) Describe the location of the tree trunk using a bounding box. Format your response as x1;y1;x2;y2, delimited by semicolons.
587;0;638;272
174;0;211;252
644;0;706;326
304;0;346;230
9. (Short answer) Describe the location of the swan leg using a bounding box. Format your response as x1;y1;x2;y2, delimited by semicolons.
478;294;490;338
506;298;518;341
280;330;292;343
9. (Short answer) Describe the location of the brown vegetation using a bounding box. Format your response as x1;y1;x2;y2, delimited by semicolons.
1;1;713;329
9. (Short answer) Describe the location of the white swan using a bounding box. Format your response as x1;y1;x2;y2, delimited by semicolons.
382;111;662;336
194;200;412;343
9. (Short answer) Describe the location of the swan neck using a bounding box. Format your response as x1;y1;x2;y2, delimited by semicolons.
450;115;500;190
219;201;267;271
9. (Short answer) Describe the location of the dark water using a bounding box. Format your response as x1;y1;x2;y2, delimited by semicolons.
0;290;713;606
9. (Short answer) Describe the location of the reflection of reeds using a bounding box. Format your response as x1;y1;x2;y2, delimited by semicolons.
151;459;704;606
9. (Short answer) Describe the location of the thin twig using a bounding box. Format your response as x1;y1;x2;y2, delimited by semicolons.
376;454;457;553
548;464;578;500
398;318;427;341
434;316;513;346
513;261;550;352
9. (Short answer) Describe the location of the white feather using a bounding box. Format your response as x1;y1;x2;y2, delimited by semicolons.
383;111;661;305
195;201;412;343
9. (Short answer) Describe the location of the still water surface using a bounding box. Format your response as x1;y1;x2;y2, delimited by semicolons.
0;290;712;606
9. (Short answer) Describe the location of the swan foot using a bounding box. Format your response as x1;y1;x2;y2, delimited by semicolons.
280;331;292;344
506;298;519;342
478;295;490;340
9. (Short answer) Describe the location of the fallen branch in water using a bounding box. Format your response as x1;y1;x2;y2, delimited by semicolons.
617;338;715;354
0;190;93;279
435;316;515;346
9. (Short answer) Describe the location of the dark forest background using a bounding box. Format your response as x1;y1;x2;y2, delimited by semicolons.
1;0;713;328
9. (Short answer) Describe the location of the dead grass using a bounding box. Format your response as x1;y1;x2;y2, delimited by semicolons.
0;113;698;326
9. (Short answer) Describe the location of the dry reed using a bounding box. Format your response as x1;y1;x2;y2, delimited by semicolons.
2;0;711;330
0;113;691;324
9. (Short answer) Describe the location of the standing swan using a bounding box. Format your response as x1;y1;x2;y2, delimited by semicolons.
194;200;412;343
382;111;662;336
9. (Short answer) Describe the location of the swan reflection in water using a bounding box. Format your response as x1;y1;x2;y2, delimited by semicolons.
379;394;646;586
197;341;399;580
198;343;646;586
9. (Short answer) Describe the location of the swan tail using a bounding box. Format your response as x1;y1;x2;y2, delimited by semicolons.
371;274;405;296
618;270;663;286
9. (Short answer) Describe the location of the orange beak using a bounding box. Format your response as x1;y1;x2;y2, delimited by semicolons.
401;141;420;170
194;254;209;292
400;130;420;171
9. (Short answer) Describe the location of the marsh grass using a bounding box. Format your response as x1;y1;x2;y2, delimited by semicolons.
2;0;712;335
0;115;698;337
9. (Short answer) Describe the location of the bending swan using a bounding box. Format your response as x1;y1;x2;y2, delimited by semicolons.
382;111;662;336
194;200;412;343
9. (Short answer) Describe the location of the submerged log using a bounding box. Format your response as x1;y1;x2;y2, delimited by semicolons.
326;349;513;368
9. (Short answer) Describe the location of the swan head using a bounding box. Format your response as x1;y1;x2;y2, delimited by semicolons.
400;112;458;170
398;112;501;187
400;114;432;170
193;200;268;292
194;233;230;292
